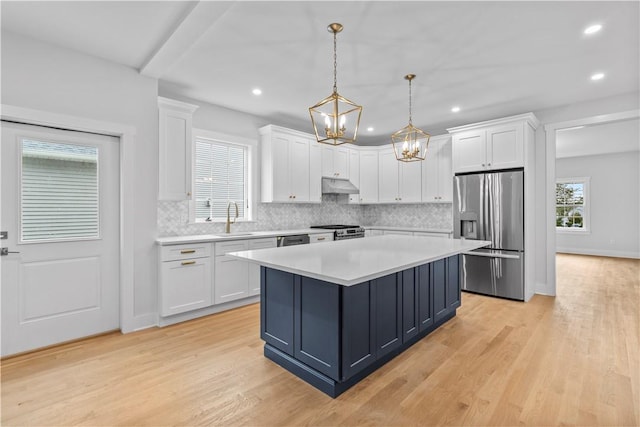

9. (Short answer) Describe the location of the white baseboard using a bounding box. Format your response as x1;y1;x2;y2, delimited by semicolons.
556;247;640;259
157;296;260;328
121;313;157;333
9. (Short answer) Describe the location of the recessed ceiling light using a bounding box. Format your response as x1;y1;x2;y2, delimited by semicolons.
252;88;262;95
451;106;461;113
591;72;605;81
367;127;374;132
584;24;602;35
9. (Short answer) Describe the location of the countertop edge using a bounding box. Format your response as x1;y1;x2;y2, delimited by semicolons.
156;229;332;245
230;239;490;286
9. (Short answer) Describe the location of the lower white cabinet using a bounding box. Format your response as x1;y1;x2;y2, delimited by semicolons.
248;238;277;296
159;243;212;316
310;233;334;243
214;240;250;304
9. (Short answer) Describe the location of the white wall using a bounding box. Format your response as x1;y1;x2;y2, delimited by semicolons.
555;152;639;258
1;32;160;327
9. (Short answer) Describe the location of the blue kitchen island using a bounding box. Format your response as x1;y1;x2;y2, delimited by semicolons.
231;235;489;397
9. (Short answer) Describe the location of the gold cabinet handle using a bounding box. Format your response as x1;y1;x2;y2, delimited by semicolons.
181;260;196;266
317;237;325;241
180;249;196;254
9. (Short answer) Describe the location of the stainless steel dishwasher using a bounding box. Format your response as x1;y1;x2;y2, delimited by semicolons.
276;234;310;247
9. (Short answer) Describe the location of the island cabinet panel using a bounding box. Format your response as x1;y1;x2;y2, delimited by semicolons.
260;254;462;398
402;268;420;343
373;273;403;358
446;255;461;311
417;264;434;332
432;259;448;323
294;277;340;380
341;282;376;380
261;268;295;356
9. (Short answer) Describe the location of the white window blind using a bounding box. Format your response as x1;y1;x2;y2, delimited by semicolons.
194;139;247;222
21;139;99;242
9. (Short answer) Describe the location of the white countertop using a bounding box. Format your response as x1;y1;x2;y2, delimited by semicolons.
156;228;331;246
229;235;490;286
364;226;453;234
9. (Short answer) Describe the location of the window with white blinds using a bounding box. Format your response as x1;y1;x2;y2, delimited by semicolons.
194;139;248;222
21;139;99;242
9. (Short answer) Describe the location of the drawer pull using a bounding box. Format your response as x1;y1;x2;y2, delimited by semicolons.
181;260;196;266
317;237;325;241
180;249;196;254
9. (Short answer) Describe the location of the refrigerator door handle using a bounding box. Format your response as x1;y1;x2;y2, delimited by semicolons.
462;251;521;260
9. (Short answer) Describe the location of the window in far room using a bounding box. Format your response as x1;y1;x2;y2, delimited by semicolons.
556;177;589;232
193;134;250;223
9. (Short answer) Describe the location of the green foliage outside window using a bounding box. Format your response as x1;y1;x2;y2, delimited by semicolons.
556;182;585;228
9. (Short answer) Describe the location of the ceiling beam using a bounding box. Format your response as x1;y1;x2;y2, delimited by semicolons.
139;1;233;79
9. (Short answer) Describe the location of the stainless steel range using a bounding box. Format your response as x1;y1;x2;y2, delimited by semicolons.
310;225;365;240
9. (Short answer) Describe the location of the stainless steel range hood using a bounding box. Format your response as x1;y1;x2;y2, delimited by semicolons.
321;177;359;194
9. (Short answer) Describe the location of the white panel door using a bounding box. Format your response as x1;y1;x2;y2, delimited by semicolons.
334;147;349;179
1;121;120;357
348;149;360;204
422;140;440;202
309;143;322;203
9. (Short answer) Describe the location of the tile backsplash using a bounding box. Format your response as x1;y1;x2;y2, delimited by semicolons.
157;196;452;236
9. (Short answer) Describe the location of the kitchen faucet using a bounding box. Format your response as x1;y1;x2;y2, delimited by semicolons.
225;201;239;233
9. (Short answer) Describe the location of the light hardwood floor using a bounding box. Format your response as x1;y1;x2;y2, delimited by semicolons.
2;254;638;426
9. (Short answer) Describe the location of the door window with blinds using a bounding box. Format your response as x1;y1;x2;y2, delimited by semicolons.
21;139;99;242
194;138;248;222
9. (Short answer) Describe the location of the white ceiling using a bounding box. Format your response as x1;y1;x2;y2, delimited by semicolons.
2;1;639;145
556;118;640;159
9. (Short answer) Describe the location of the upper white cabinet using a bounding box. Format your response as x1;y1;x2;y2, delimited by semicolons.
358;150;379;204
260;125;321;203
158;97;199;200
378;148;422;203
348;149;360;204
321;145;349;179
449;113;538;173
422;136;453;202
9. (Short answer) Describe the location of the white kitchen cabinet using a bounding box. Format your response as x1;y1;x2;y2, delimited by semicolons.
358;150;379;204
260;125;319;203
378;148;422;203
348;149;360;204
309;144;323;203
159;243;212;316
309;233;334;243
248;238;277;296
321;145;349;179
158;97;199;201
214;240;249;304
422;136;453;202
449;114;538;173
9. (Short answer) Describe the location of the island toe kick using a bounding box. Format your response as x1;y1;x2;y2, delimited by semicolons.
259;255;461;398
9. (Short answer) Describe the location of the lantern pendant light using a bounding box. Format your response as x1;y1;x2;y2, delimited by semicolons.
309;23;363;145
391;74;430;162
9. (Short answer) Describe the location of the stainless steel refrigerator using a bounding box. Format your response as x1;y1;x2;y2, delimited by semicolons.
453;169;524;300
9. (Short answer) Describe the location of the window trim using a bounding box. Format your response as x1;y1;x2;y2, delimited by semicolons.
190;129;256;224
555;176;590;234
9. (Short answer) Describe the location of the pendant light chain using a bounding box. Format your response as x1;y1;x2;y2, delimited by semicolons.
408;77;413;125
333;30;338;94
